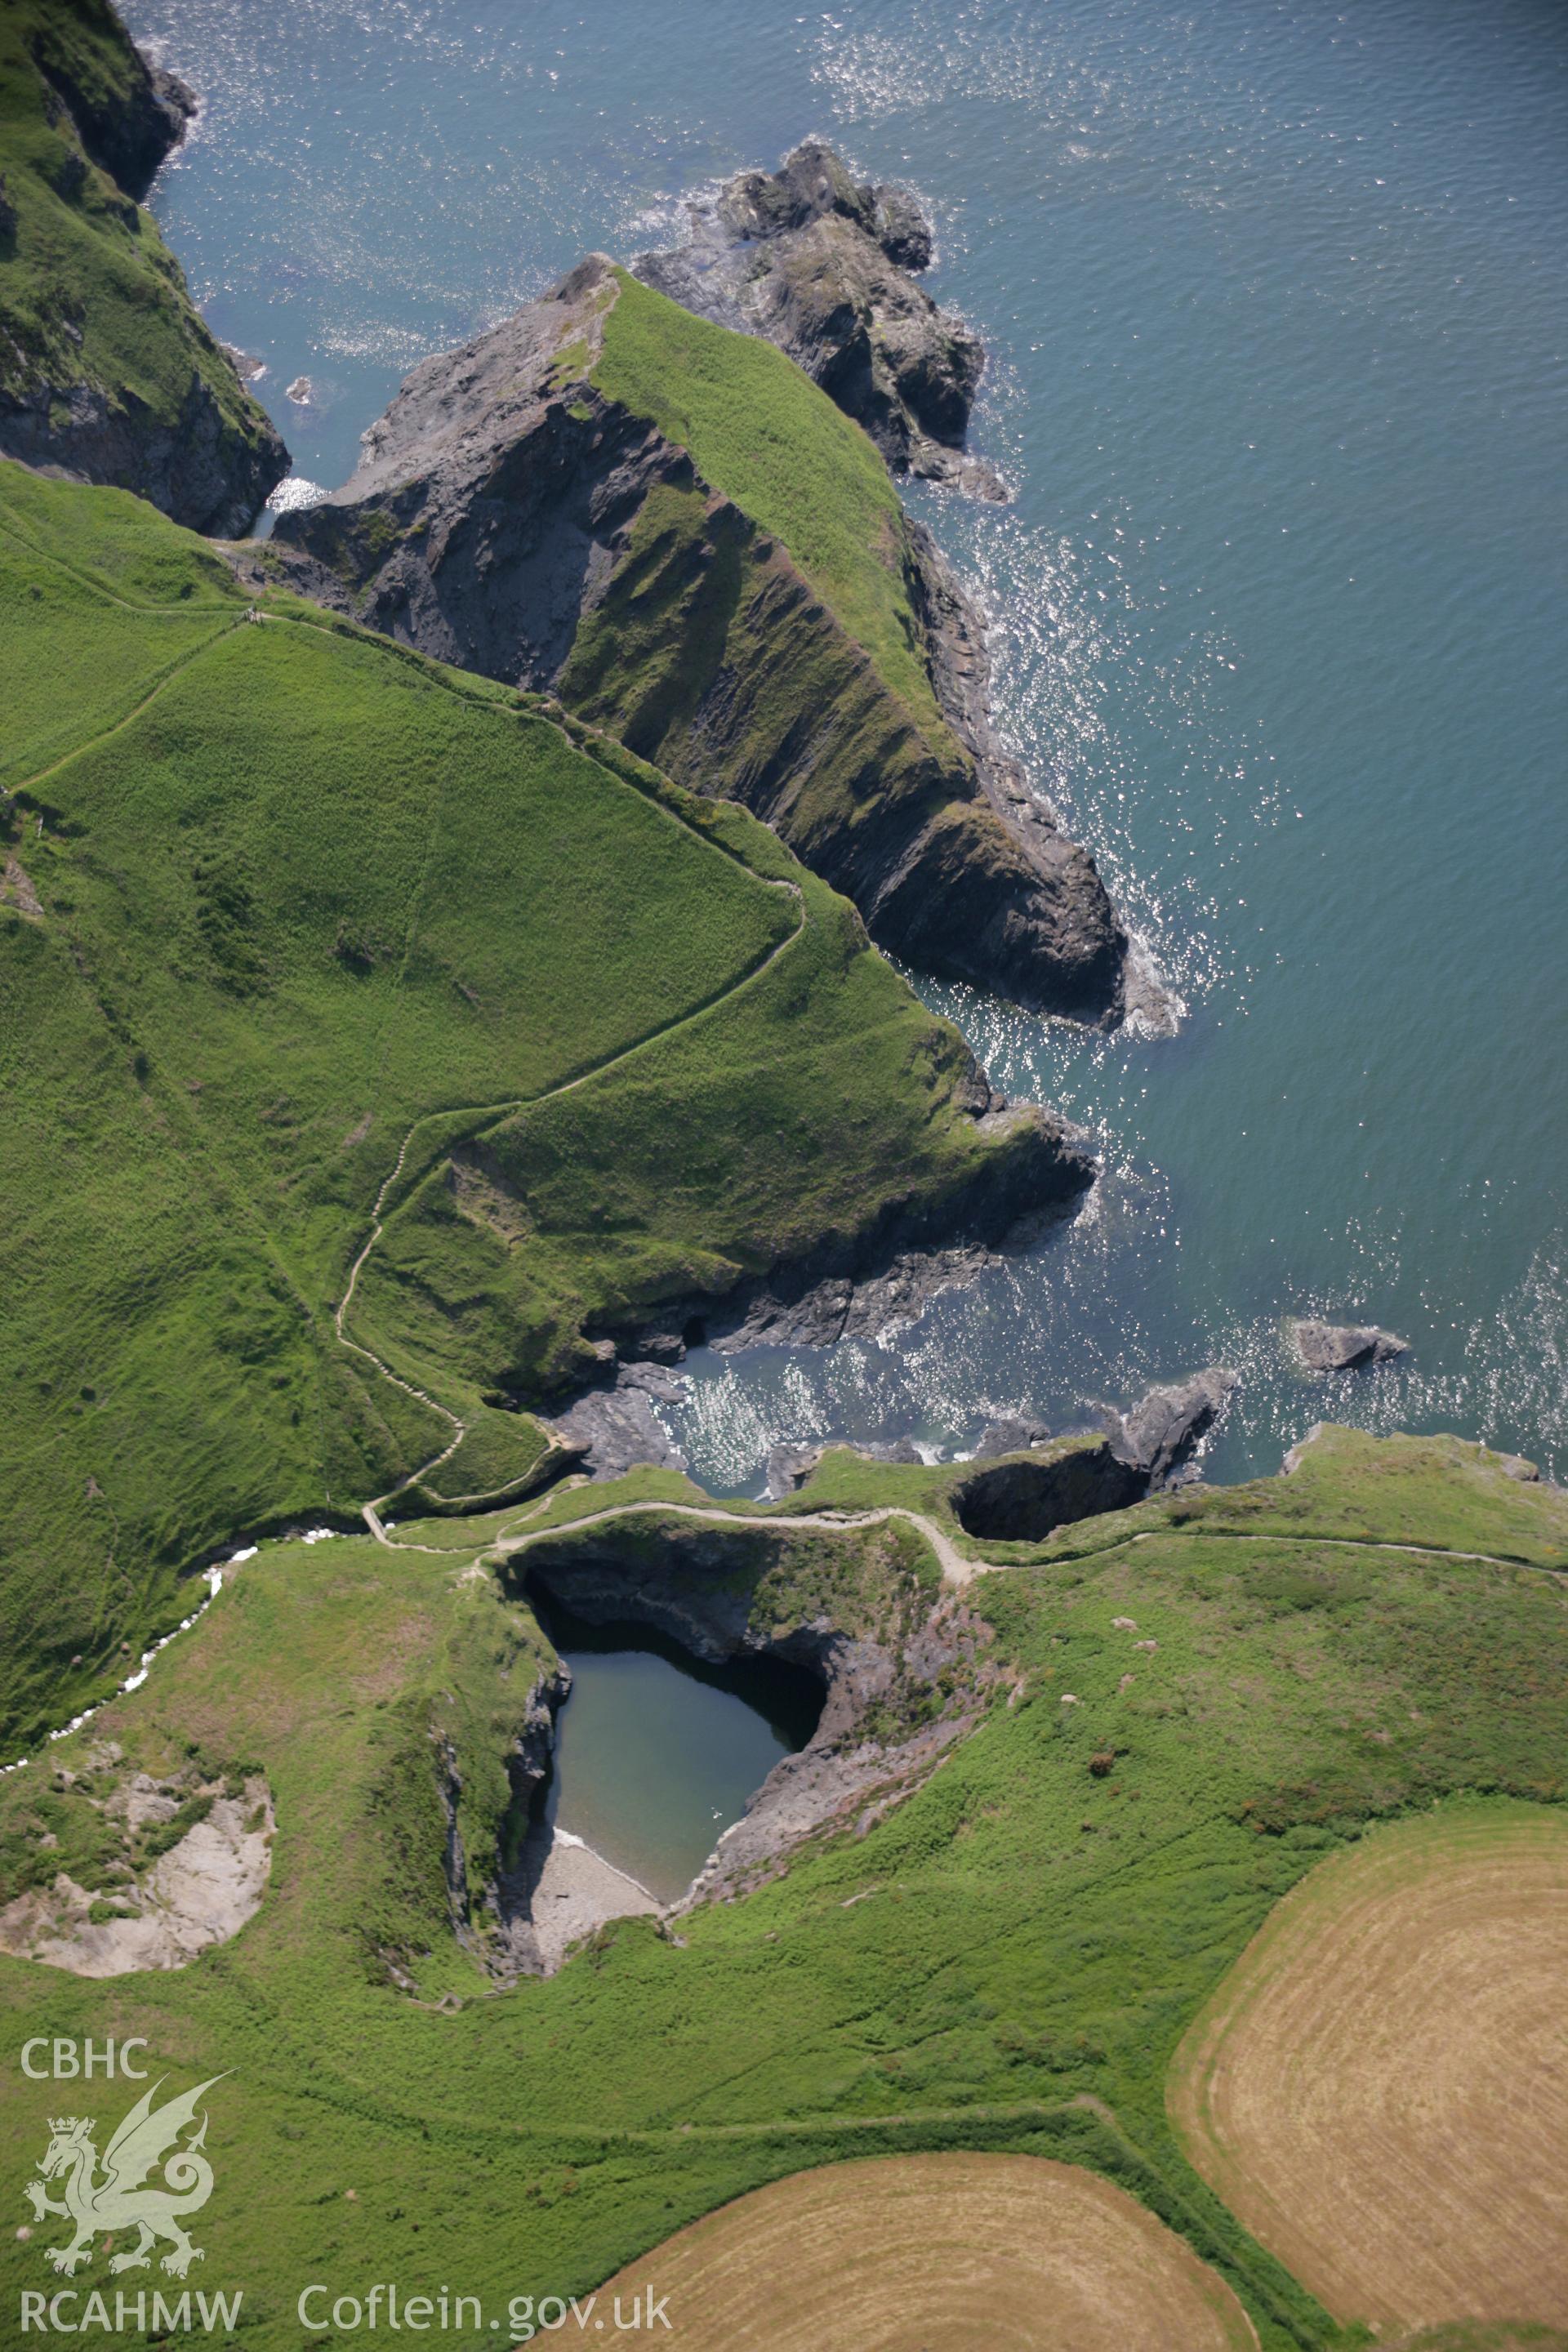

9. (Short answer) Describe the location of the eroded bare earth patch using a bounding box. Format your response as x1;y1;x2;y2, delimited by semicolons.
0;1747;273;1976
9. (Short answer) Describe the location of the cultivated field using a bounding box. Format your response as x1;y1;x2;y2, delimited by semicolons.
1168;1803;1568;2331
595;2152;1258;2350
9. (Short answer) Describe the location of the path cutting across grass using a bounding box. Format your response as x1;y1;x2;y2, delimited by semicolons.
1;463;1036;1750
5;1424;1566;2348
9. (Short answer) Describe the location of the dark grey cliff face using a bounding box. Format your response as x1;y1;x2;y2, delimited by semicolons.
593;1088;1096;1379
0;369;285;539
503;1519;995;1909
271;261;666;684
29;4;196;203
0;4;287;534
266;257;1152;1027
637;141;1000;498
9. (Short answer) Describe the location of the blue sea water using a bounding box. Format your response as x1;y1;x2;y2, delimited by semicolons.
525;1592;821;1902
127;0;1568;1492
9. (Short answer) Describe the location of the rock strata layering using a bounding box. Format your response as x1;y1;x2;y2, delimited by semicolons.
636;140;1001;497
1291;1318;1409;1373
268;250;1156;1027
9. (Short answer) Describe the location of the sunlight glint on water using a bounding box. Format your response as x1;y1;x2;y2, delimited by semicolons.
127;0;1568;1490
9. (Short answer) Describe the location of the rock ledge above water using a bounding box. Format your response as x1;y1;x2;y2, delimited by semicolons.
1291;1318;1409;1373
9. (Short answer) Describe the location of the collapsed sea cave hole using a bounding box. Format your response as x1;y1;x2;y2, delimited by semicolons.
949;1442;1146;1544
506;1560;827;1906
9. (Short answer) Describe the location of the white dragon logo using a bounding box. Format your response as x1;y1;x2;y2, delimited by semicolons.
24;2075;225;2279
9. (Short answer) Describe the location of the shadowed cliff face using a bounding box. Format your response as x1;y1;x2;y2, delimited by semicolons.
498;1511;994;1921
269;256;1149;1027
0;0;288;532
28;0;195;203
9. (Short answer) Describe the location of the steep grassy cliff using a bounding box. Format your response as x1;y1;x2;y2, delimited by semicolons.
0;461;1084;1750
0;0;286;528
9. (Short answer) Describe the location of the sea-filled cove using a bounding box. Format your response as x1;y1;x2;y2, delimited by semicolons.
125;0;1568;1490
518;1588;823;1908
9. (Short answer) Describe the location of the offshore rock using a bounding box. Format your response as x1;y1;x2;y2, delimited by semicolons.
1291;1319;1409;1373
636;140;1001;497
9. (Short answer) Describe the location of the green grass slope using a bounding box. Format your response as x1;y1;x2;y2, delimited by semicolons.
560;270;1124;1011
591;265;940;727
1;1436;1563;2346
0;463;1057;1749
274;257;1126;1015
0;0;286;528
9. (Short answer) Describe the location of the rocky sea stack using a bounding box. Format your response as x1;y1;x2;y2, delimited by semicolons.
636;140;1001;498
1291;1318;1409;1373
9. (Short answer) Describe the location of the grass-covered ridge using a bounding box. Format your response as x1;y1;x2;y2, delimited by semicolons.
0;0;284;527
0;1433;1563;2345
0;462;1055;1749
271;251;1129;1018
591;265;939;728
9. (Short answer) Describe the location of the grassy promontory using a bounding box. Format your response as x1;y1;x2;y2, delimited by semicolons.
0;461;1074;1750
273;258;1133;1019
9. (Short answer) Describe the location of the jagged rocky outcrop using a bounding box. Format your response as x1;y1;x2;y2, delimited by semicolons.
1109;1365;1237;1485
265;253;1153;1026
636;140;1000;497
1291;1318;1409;1373
0;1;287;532
1;369;287;537
549;1361;690;1481
951;1366;1236;1539
974;1411;1052;1461
601;1079;1095;1372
